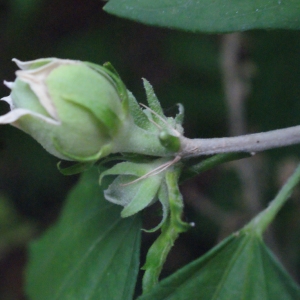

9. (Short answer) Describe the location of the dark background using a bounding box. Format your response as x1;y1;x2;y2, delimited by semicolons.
0;1;300;299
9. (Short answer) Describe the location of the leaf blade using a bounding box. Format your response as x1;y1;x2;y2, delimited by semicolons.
137;232;300;299
104;0;300;33
26;168;142;300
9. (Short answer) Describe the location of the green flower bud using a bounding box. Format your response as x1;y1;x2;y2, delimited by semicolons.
0;58;127;161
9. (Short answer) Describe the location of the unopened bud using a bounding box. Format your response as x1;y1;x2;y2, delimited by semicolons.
0;58;128;161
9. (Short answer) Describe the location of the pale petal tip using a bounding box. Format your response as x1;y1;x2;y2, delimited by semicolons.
3;80;14;89
1;96;14;108
12;58;24;69
12;58;21;63
12;57;55;70
1;96;11;102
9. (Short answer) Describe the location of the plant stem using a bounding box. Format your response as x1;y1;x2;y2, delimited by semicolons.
180;152;251;183
244;164;300;236
179;125;300;158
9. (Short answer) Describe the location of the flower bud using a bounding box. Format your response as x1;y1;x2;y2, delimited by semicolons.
0;58;127;161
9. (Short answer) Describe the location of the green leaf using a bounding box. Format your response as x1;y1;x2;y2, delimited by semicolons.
137;232;300;300
26;168;142;300
104;0;300;33
139;163;300;299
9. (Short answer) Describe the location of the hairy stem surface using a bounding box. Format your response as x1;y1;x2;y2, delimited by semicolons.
180;125;300;158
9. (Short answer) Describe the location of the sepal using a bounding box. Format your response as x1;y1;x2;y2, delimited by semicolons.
99;158;173;228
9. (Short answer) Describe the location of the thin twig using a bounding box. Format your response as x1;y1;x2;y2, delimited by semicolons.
179;124;300;158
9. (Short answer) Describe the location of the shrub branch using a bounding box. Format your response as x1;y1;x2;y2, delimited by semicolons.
180;125;300;158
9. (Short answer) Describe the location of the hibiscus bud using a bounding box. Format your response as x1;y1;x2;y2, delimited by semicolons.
0;58;128;161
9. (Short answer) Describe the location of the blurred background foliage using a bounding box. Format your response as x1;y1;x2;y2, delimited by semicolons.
0;0;300;299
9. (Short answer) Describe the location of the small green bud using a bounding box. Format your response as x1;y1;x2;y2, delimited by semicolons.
159;130;180;152
0;58;127;161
